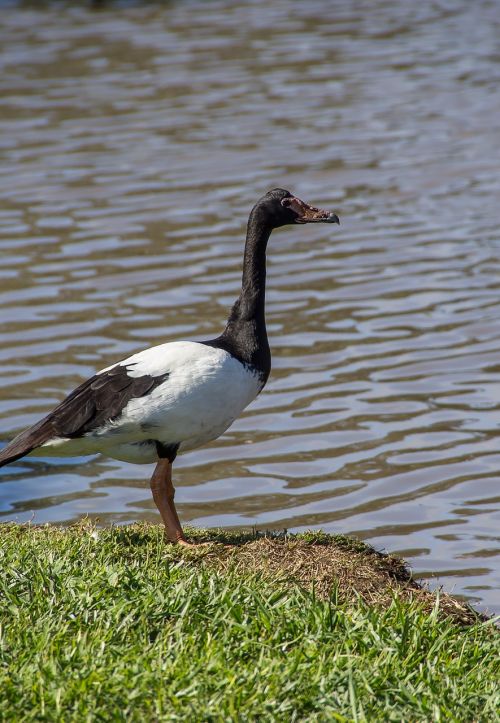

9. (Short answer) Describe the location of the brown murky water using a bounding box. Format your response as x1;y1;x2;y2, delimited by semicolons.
0;0;499;613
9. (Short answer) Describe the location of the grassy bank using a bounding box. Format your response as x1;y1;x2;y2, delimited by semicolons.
1;523;498;721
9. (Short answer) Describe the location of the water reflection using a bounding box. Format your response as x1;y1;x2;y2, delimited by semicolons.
0;0;499;613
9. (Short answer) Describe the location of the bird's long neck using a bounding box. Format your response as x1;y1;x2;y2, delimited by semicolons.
232;207;270;324
219;206;272;378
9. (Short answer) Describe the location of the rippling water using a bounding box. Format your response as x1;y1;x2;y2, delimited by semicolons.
1;0;499;613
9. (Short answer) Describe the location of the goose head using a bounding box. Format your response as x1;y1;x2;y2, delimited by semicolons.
256;188;340;228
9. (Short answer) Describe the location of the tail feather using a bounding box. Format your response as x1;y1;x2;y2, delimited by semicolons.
0;445;35;467
0;436;36;468
0;419;52;468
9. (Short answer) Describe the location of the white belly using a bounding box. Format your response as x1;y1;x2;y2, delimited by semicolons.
38;343;264;464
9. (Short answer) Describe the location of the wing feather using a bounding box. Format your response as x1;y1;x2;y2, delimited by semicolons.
0;365;169;466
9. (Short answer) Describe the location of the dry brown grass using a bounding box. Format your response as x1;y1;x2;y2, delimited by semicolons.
192;532;484;626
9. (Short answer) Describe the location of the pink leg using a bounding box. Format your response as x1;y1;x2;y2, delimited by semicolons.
149;459;190;545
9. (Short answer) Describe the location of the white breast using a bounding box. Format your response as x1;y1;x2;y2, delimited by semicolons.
95;341;263;455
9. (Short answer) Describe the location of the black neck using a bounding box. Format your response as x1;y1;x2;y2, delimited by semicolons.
228;206;271;327
205;206;272;381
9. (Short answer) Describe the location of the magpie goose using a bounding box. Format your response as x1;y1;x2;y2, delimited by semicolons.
0;189;339;544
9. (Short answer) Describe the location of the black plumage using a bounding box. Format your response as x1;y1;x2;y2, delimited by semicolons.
0;365;169;467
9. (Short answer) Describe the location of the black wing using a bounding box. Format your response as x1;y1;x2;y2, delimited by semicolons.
0;364;169;467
